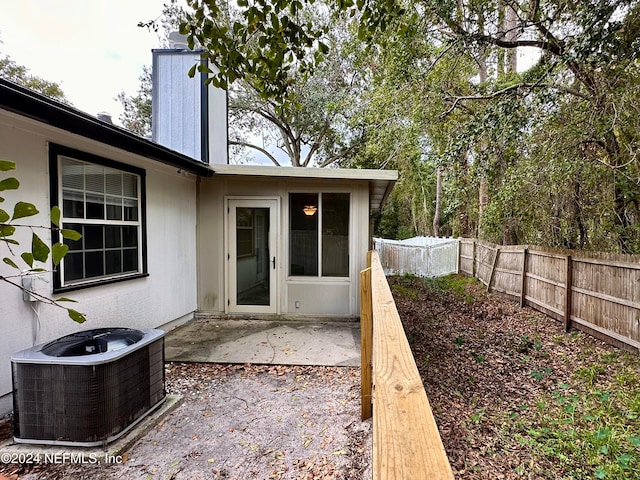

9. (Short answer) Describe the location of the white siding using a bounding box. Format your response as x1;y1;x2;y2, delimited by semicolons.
0;111;198;414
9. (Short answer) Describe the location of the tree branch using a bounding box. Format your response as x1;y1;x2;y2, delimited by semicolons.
229;140;282;166
1;274;85;319
440;82;590;118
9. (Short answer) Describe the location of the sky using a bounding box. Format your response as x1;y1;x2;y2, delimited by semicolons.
0;0;178;126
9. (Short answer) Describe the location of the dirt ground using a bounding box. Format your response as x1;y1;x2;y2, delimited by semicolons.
0;365;371;480
390;275;640;479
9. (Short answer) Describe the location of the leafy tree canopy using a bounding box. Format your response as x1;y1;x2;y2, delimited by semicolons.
0;48;68;102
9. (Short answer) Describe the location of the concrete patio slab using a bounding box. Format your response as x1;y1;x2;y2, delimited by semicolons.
164;317;361;366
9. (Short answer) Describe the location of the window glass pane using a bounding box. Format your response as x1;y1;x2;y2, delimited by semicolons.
58;154;142;286
124;198;138;221
62;190;84;218
105;169;122;195
61;158;84;189
322;193;350;277
64;253;83;282
123;248;138;272
105;250;122;275
106;196;122;220
122;226;138;247
289;193;318;276
85;252;104;278
123;173;138;197
84;225;104;250
86;193;104;219
105;226;121;248
63;223;84;251
85;164;104;192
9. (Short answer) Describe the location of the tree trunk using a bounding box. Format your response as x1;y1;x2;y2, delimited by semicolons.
433;167;442;236
504;5;519;73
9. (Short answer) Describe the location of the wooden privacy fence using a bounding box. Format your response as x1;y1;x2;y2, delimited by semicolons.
360;250;453;479
459;239;640;352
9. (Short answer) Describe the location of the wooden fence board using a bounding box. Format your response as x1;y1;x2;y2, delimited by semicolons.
393;238;639;351
458;238;640;352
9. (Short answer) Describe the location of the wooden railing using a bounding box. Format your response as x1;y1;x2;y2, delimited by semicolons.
361;250;453;479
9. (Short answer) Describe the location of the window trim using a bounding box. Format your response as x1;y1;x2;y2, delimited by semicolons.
49;143;148;293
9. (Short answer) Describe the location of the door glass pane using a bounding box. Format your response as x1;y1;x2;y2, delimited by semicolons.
289;193;318;276
322;193;350;277
236;207;270;305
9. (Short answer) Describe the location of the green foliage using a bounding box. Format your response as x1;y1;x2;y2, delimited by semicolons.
228;11;367;166
389;282;419;300
508;355;640;479
180;0;330;104
117;66;152;137
0;160;85;323
0;53;68;102
423;274;478;300
176;0;640;251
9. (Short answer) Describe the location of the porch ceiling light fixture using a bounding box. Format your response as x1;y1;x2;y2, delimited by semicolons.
303;205;317;216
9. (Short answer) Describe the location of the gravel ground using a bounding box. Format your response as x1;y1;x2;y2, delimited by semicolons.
0;364;371;480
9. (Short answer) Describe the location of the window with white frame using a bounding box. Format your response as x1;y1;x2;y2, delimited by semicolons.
289;192;350;277
50;145;146;290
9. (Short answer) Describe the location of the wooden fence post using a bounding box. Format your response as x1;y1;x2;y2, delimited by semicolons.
456;239;461;274
360;266;373;421
472;240;477;278
564;255;573;332
520;248;528;308
487;246;500;293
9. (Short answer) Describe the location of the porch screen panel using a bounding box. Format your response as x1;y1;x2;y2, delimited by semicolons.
321;193;349;277
289;193;318;276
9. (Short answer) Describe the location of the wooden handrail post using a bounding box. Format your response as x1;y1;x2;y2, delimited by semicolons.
564;255;573;332
520;247;528;308
360;266;373;421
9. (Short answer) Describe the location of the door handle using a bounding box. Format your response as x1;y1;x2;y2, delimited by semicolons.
272;256;276;269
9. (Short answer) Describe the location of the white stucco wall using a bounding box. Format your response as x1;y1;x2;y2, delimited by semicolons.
0;110;199;414
197;175;370;318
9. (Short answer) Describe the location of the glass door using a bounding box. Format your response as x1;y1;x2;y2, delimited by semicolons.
227;199;278;313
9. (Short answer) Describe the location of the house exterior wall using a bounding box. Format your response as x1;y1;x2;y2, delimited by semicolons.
197;174;370;317
0;110;199;414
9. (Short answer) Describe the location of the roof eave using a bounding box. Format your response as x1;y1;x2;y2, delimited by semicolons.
0;78;213;178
